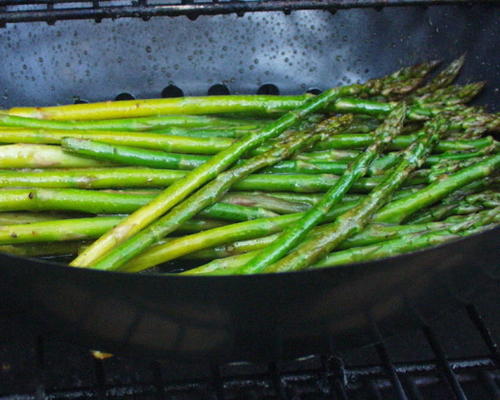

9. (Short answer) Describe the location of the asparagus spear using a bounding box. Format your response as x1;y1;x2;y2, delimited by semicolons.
185;209;499;275
296;149;360;162
254;187;419;207
184;219;462;260
0;112;267;131
63;138;354;173
309;215;498;271
0;167;419;193
311;134;494;153
251;118;447;274
375;153;500;224
120;189;421;272
72;70;416;268
7;94;435;120
361;59;440;99
62;137;493;175
1;126;494;155
466;190;500;209
0;241;84;258
411;83;485;107
223;193;310;214
413;55;465;95
0;212;79;225
239;104;407;273
62;138;211;170
6;60;437;120
157;163;499;271
0;188;277;221
150;127;254;139
0;216;123;244
0;144;108;168
87;116;352;271
0;216;227;246
0;128;233;155
406;178;496;224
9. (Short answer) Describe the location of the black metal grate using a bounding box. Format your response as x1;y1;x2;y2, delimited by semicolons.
1;290;499;399
0;0;498;24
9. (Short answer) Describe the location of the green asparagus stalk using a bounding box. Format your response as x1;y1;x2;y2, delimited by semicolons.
72;70;415;268
62;138;210;170
374;153;500;224
62;138;354;174
252;187;420;208
412;83;485;107
222;193;310;214
466;190;500;209
184;219;461;260
0;215;227;246
369;150;496;177
0;241;84;257
413;55;465;95
0;188;277;221
62;135;495;177
309;223;498;271
0;128;233;154
0;167;420;193
239;104;407;273
0;144;108;168
6;60;437;120
428;156;489;182
8;94;432;120
186;209;499;275
120;213;301;272
0;216;122;244
1;125;494;155
150;127;255;139
449;108;500;139
0;112;267;131
296;149;361;161
87;116;353;271
312;134;494;153
0;212;80;225
119;188;422;272
253;119;447;274
406;178;496;224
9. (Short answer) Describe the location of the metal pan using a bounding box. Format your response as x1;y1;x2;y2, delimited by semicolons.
0;4;498;362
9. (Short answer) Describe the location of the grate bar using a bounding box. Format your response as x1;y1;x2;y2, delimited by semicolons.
323;356;349;400
375;342;409;400
0;0;498;24
422;325;468;400
466;304;500;366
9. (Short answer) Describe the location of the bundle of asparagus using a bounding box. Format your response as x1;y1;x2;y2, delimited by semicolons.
0;56;498;275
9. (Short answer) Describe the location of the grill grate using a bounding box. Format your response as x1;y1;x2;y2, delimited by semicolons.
1;290;499;399
0;0;498;24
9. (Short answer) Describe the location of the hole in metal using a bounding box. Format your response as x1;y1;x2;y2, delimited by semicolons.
307;88;322;95
161;85;184;98
208;84;230;96
115;92;135;101
257;84;280;95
